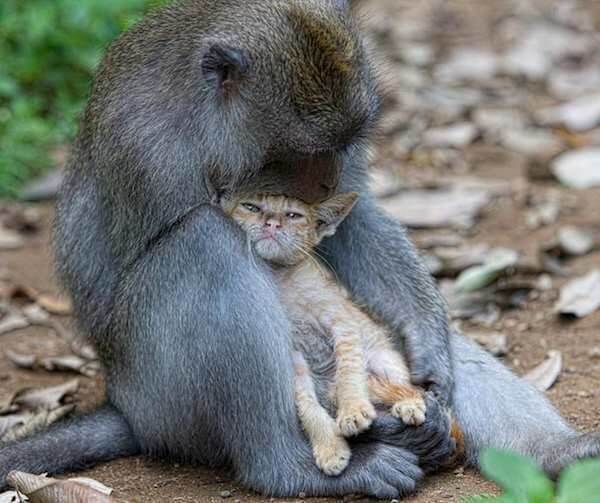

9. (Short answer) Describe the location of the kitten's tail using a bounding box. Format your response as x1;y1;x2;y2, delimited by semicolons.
451;332;600;477
0;404;140;487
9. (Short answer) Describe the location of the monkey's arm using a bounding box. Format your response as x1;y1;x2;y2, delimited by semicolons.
320;195;453;406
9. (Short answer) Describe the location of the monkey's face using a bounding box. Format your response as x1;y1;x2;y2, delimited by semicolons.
222;192;358;266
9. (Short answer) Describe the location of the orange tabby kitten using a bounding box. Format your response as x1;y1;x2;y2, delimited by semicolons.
221;192;427;476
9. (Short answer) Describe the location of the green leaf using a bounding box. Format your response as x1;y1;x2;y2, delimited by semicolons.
557;457;600;503
455;249;519;293
480;449;555;503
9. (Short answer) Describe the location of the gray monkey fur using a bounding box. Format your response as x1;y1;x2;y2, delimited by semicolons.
0;0;598;498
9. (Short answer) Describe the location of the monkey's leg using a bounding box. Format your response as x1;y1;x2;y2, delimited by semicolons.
293;352;351;476
106;206;439;499
320;194;453;410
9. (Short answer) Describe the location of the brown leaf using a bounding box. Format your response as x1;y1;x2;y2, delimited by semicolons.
35;295;72;316
0;285;71;316
7;471;116;503
523;351;563;392
13;380;79;411
0;311;29;336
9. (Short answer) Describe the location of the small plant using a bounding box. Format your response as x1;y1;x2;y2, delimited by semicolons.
467;449;600;503
0;0;166;196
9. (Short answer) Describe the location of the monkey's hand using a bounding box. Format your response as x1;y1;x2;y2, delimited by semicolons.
404;324;454;408
357;393;456;472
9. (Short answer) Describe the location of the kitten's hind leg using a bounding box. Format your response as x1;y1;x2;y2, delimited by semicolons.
293;352;351;476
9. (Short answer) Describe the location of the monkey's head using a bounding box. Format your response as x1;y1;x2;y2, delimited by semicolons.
92;0;381;207
197;0;382;199
222;191;359;266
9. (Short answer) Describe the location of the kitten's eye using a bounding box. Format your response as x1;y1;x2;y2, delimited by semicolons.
242;203;261;213
286;212;304;220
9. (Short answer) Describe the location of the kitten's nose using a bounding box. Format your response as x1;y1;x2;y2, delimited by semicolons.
264;217;281;231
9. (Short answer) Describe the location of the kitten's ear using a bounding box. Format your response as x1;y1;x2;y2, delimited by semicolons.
201;43;249;98
316;192;359;238
219;192;236;214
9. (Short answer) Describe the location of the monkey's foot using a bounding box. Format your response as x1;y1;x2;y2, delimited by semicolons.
391;397;426;426
337;400;377;437
313;434;351;476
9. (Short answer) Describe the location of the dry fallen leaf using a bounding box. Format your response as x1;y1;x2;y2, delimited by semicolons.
0;311;29;336
13;380;79;411
523;351;563;392
6;351;100;378
0;491;20;503
7;471;116;503
380;188;491;228
554;270;600;318
0;284;72;316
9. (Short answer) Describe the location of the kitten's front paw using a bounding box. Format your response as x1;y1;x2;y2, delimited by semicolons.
337;400;377;437
392;396;426;426
314;434;351;476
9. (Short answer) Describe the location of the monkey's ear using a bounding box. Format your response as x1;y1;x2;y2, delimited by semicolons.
315;192;359;239
201;44;249;97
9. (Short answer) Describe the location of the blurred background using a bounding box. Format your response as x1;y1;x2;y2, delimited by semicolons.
0;0;166;197
0;0;599;502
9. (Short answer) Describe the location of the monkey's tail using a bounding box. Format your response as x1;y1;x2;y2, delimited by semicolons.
450;332;600;478
0;404;140;487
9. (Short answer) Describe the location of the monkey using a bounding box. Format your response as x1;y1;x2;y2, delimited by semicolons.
0;0;598;499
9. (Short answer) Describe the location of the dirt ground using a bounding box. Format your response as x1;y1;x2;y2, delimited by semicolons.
2;0;600;501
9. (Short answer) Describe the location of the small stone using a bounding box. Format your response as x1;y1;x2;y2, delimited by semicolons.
558;226;595;256
537;94;600;132
466;332;508;356
536;275;553;291
220;490;233;498
423;122;478;148
588;347;600;359
517;323;529;333
298;492;307;499
551;148;600;188
435;48;499;82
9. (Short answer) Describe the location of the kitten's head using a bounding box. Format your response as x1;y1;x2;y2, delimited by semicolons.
222;192;359;265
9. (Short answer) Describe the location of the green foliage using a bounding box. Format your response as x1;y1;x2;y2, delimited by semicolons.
466;449;600;503
0;0;166;196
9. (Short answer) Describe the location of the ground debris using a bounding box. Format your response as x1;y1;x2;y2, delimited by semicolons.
6;471;116;503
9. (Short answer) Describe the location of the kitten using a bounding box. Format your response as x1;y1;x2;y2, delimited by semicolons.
221;192;427;476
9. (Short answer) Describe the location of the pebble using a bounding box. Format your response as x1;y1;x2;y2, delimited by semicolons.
588;347;600;359
219;490;232;498
551;148;600;188
423;122;479;148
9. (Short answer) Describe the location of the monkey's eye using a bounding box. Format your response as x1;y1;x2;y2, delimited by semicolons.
286;212;304;220
242;203;261;213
